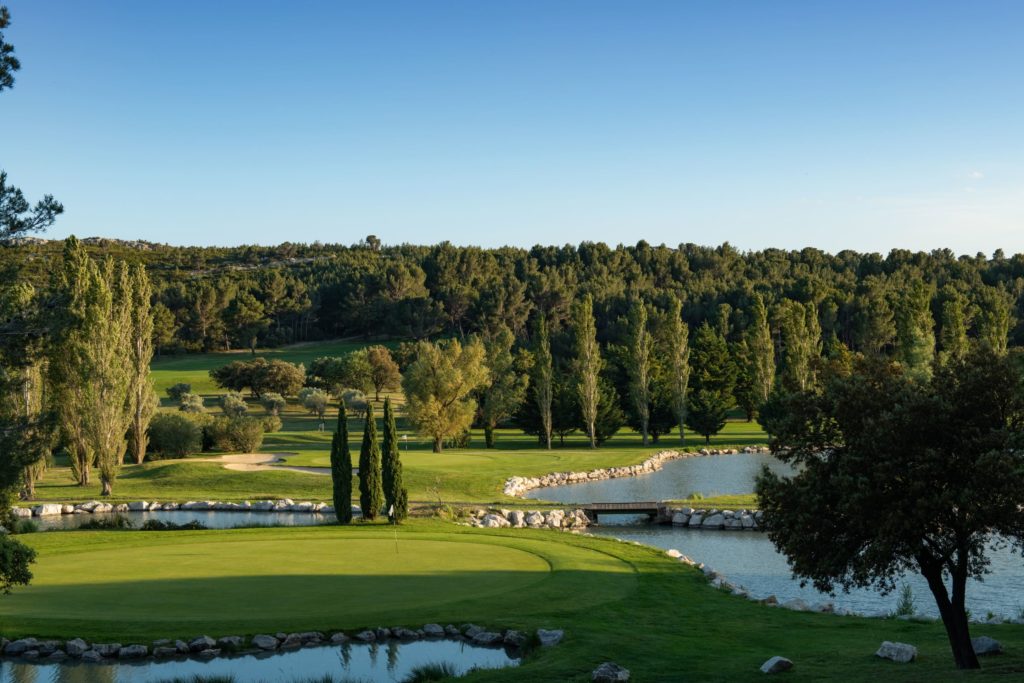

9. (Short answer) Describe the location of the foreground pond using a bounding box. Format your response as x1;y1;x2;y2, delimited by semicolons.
0;639;519;683
588;522;1024;619
524;452;793;503
36;509;333;531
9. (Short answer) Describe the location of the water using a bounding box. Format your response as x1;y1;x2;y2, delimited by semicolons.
524;452;793;503
36;510;332;531
0;640;519;683
588;523;1024;619
525;452;1024;619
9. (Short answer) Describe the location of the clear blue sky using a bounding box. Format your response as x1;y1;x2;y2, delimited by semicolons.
2;1;1022;253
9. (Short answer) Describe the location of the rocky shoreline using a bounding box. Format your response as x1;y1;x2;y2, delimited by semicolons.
14;498;336;518
0;624;563;665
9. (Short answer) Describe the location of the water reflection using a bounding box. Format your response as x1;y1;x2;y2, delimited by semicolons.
36;509;332;531
0;639;518;683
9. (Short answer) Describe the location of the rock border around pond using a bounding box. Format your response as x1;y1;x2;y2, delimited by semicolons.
0;623;556;665
14;499;338;518
502;446;771;498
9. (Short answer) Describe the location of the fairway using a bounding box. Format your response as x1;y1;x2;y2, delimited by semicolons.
5;525;635;641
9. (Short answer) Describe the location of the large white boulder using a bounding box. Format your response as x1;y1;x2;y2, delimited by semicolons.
480;514;510;528
127;501;148;511
971;636;1002;656
32;503;63;517
508;510;526;527
525;511;545;528
875;641;917;663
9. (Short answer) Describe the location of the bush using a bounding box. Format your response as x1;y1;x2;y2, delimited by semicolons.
78;515;134;530
204;417;234;451
220;392;248;417
13;519;38;534
260;392;286;416
339;388;367;412
262;415;283;433
228;417;265;452
141;519;208;531
178;392;205;413
402;662;458;683
148;413;203;459
166;383;192;401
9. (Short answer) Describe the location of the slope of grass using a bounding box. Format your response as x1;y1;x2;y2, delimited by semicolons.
5;522;1023;682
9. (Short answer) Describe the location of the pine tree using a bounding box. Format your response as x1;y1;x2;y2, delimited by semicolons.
938;289;969;365
685;323;737;444
381;397;407;522
746;294;775;405
330;402;353;524
572;294;602;448
358;403;383;520
532;317;553;449
776;299;820;392
626;299;653;445
975;285;1013;355
894;277;936;380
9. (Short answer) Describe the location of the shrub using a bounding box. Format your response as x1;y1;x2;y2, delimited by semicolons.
141;519;208;531
260;392;286;416
339;388;367;412
402;662;458;683
262;415;283;433
220;392;248;417
148;413;203;459
227;417;265;452
204;417;234;451
299;387;330;419
166;383;192;401
78;515;134;530
13;519;38;534
178;392;205;413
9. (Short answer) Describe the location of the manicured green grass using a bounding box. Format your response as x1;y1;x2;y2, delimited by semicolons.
6;522;1023;681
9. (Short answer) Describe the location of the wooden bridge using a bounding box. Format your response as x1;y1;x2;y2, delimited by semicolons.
580;501;662;523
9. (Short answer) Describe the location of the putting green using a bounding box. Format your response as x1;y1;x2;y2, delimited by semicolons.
4;526;636;641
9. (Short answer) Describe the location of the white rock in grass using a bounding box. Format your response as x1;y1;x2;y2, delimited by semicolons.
760;656;793;674
971;636;1002;656
592;661;631;682
875;641;917;663
537;629;564;647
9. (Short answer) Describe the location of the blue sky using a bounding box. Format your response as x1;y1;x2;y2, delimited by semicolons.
2;1;1022;253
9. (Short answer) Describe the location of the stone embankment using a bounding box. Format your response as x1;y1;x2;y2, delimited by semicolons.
14;499;336;518
502;446;771;498
655;506;764;530
463;507;592;530
0;623;558;665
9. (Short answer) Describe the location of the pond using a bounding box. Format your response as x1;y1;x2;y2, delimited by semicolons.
0;639;519;683
524;452;793;503
35;509;334;531
526;452;1024;620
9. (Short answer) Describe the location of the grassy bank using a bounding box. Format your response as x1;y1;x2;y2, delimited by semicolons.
5;521;1022;681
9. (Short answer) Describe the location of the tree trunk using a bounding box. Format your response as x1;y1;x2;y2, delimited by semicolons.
484;424;495;448
22;470;35;501
921;560;980;669
433;437;443;453
101;478;113;497
641;422;648;446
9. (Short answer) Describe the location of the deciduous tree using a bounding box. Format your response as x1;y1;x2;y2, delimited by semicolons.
572;294;602;448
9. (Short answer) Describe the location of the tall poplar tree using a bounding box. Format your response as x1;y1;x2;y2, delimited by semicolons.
658;295;690;444
974;285;1013;355
938;289;969;365
894;277;936;380
330;402;353;524
746;293;775;405
478;324;530;448
776;299;820;392
532;317;554;450
572;294;602;448
358;403;383;520
381;397;407;522
127;264;156;464
626;299;653;445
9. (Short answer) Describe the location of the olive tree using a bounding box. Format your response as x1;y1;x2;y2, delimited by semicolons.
756;347;1024;670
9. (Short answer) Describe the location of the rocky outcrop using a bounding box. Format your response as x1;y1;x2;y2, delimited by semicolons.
503;447;771;498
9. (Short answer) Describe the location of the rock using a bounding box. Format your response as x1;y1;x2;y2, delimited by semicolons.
875;641;917;663
330;632;350;644
196;648;221;659
354;630;376;642
36;640;61;655
5;638;38;655
127;501;148;511
375;627;391;640
217;636;244;649
114;503;129;513
422;624;445;638
11;507;32;518
480;513;511;528
252;501;274;512
32;503;63;516
545;510;565;528
701;512;726;529
760;656;793;674
471;631;503;646
391;627;418;640
162;502;179;510
93;643;122;657
61;504;75;514
174;640;190;654
781;598;810;612
972;636;1003;656
444;625;461;637
671;512;690;526
666;549;683;558
80;650;103;663
291;502;314;512
118;644;148;659
537;628;564;647
153;646;179;658
463;624;484;638
280;633;303;649
688;513;704;527
298;631;324;644
525;511;545;527
46;650;67;662
251;634;279;650
188;635;216;652
503;630;527;647
508;510;526;527
592;661;631;682
65;638;89;657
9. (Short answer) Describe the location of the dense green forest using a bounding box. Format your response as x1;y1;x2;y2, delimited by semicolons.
4;236;1022;353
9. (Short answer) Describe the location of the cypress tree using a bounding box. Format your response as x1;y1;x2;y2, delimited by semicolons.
330;402;353;524
381;397;407;522
358;403;383;521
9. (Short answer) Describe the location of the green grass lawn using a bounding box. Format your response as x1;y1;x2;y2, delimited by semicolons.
7;521;1023;682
